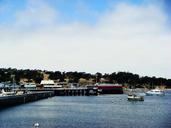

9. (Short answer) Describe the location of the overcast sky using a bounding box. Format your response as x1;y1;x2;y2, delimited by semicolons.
0;0;171;78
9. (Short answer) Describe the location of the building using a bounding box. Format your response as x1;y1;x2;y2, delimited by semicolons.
96;83;123;94
40;80;62;90
24;83;37;90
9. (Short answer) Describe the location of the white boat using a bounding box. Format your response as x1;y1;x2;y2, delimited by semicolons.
16;90;24;95
0;89;16;96
145;88;165;96
127;94;144;101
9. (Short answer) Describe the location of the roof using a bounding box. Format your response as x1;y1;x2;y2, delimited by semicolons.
40;80;55;85
24;83;36;88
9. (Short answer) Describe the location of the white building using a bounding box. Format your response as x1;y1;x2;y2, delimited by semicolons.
24;83;37;90
40;80;62;89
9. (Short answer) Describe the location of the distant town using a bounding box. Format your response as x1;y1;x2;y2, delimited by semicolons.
0;68;170;89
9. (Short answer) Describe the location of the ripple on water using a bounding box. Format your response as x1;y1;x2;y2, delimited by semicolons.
0;92;171;128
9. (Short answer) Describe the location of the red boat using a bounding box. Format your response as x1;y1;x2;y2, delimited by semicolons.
96;83;123;94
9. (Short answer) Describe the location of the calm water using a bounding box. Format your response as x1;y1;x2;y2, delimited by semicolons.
0;91;171;128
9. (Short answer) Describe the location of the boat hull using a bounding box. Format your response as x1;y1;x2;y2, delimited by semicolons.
145;89;165;96
145;92;165;96
127;95;144;101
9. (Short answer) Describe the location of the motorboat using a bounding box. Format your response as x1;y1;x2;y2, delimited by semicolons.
145;88;165;96
16;90;24;95
0;89;16;96
127;94;144;101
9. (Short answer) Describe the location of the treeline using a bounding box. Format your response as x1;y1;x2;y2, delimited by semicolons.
0;68;171;88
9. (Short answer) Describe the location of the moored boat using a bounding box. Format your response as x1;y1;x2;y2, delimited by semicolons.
145;88;165;96
0;89;16;96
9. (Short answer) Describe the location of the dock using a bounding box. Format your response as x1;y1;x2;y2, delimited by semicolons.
55;88;98;96
0;88;98;108
0;91;54;108
31;88;98;96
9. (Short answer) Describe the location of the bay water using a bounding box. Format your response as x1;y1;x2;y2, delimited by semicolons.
0;91;171;128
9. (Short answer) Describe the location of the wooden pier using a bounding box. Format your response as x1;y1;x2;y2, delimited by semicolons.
33;88;98;96
54;88;98;96
0;88;97;108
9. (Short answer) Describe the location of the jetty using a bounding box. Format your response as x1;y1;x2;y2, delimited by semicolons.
0;87;98;108
0;91;54;108
51;87;97;96
30;87;98;96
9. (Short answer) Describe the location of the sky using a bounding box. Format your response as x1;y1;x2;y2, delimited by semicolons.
0;0;171;78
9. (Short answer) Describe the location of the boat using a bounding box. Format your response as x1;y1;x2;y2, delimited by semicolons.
0;89;16;96
16;90;24;95
145;88;165;96
127;94;144;101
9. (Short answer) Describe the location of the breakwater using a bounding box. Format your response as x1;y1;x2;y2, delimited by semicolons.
0;91;54;108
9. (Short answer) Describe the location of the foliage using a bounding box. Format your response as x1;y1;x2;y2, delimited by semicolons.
0;68;170;88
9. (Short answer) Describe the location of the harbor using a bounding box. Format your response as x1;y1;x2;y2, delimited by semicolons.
0;78;125;108
0;0;171;127
0;90;171;128
0;78;168;108
0;86;121;108
0;76;170;128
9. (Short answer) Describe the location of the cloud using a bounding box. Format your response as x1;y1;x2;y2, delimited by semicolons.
14;0;57;27
0;1;171;78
